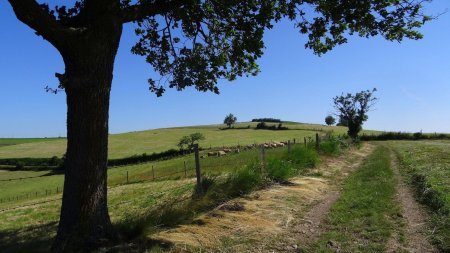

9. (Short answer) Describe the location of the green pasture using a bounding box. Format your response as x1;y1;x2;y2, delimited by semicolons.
0;179;196;253
0;122;353;159
0;143;299;253
0;145;295;209
0;138;61;147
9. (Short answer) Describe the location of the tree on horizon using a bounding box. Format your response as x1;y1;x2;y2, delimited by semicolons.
224;113;237;128
333;89;378;139
325;115;336;126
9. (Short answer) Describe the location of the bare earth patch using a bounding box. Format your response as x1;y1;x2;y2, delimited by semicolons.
149;144;374;252
386;153;438;253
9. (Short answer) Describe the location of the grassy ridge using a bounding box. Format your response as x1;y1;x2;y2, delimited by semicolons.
0;122;352;159
391;140;450;252
0;138;61;147
309;145;400;252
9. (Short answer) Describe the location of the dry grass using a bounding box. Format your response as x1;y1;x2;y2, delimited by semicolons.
147;144;374;252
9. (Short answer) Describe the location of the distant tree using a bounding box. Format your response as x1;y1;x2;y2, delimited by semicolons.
224;113;237;128
177;136;191;152
178;133;205;152
333;89;377;139
325;115;336;126
188;133;205;150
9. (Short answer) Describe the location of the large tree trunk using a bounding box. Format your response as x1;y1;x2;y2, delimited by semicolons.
52;13;123;252
52;84;115;252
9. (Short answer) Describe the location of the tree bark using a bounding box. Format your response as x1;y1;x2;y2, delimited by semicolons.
52;84;115;252
51;12;123;252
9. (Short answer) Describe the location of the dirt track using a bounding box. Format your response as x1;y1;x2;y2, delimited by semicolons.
148;144;439;253
149;144;375;252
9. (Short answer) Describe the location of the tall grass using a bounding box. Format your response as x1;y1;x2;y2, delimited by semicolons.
117;145;321;241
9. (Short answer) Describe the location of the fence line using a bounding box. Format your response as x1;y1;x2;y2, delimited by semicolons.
0;135;323;207
0;135;318;180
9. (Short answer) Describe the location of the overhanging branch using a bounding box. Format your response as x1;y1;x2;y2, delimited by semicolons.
121;0;189;23
7;0;76;48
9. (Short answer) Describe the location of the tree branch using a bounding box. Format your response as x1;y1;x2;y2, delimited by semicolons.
7;0;75;48
121;0;189;23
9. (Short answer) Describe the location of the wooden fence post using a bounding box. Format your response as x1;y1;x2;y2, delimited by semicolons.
315;133;320;151
293;138;296;144
194;144;203;194
152;165;155;180
126;171;129;184
304;137;307;147
288;140;291;156
184;161;187;178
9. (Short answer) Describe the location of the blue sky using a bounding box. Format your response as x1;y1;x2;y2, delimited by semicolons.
1;1;449;137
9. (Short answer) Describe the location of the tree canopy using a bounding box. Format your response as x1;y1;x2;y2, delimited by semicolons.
224;113;237;128
178;132;205;151
325;115;336;126
333;88;378;139
9;0;431;96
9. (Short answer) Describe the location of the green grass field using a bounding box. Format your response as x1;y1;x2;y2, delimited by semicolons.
0;122;353;159
0;143;302;208
390;140;450;252
0;138;62;147
1;138;449;252
0;143;304;253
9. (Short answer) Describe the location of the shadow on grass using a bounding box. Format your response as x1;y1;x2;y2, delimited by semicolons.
0;221;57;253
113;165;267;250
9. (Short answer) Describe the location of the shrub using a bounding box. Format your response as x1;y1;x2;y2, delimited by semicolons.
360;132;450;141
251;118;281;123
224;162;264;196
194;174;218;197
255;121;288;130
256;122;267;129
15;161;25;170
266;159;294;182
413;131;423;140
289;146;319;168
320;136;344;155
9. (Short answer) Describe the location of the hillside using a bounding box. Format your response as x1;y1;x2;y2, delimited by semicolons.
0;122;358;159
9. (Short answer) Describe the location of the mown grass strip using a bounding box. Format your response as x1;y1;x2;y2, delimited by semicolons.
309;145;400;252
391;140;450;252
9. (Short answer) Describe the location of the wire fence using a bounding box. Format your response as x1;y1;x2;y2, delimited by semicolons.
0;135;322;210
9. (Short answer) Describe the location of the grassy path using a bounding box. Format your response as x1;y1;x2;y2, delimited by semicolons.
387;152;438;252
145;144;375;252
154;144;439;253
308;145;400;252
309;144;438;253
390;140;450;252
